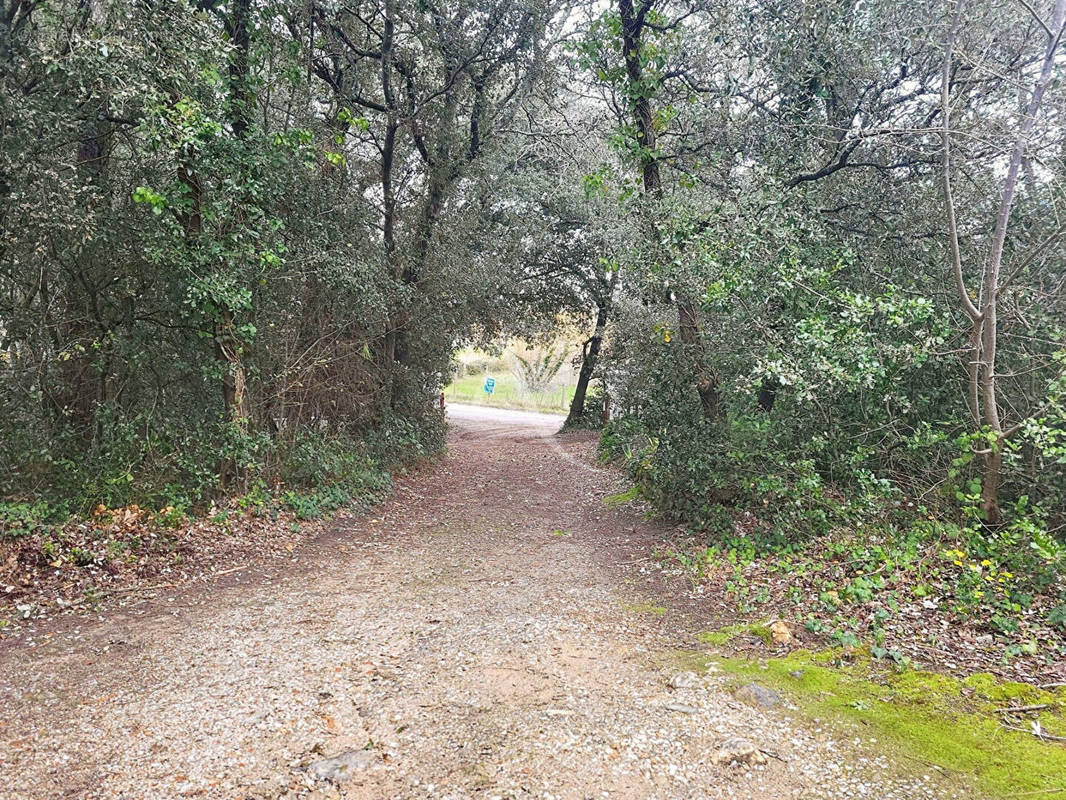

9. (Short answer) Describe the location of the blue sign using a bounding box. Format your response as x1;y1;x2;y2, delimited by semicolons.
483;377;496;394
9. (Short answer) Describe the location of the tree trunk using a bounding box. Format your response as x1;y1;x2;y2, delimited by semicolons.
618;0;721;421
757;379;777;413
940;0;1066;525
220;0;252;430
217;308;248;426
980;446;1003;525
225;0;252;139
379;117;400;408
388;164;448;407
565;303;609;427
677;298;723;420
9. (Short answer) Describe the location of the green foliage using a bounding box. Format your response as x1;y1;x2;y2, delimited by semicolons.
597;188;1064;629
1048;605;1066;630
280;486;354;521
0;502;67;539
1;0;487;523
602;485;640;507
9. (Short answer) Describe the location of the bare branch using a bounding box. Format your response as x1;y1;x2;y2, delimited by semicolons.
940;0;982;323
1015;0;1054;36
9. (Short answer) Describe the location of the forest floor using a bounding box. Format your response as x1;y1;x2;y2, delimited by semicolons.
0;405;1021;799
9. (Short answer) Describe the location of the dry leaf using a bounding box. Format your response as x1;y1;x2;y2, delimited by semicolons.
770;620;793;645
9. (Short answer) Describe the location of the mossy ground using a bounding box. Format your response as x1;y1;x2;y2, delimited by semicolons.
603;486;640;507
696;623;772;647
684;631;1066;799
622;601;668;616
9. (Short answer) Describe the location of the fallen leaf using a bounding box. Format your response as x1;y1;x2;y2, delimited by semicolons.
770;620;793;645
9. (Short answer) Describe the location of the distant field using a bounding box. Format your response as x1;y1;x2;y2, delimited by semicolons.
445;374;575;413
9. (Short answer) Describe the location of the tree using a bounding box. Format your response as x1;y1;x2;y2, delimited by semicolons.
616;0;722;420
941;0;1066;523
303;0;558;409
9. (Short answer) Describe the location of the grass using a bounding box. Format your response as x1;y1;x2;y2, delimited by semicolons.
445;373;575;413
679;639;1066;799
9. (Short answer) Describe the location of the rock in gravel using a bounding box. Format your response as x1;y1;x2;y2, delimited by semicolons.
304;749;376;784
712;737;768;766
664;701;699;714
668;670;700;689
734;682;781;708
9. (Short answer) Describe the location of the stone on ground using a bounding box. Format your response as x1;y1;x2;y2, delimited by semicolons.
734;682;781;708
713;737;768;766
304;749;376;784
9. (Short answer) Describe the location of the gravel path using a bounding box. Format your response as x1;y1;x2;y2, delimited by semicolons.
0;406;968;799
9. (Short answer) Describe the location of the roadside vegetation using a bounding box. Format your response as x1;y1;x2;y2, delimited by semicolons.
575;0;1066;693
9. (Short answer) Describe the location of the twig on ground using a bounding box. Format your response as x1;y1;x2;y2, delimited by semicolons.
107;581;179;596
211;564;251;578
996;704;1050;714
759;747;788;762
1001;723;1066;742
96;564;250;599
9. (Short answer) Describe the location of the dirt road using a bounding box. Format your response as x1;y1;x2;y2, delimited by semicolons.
0;405;963;799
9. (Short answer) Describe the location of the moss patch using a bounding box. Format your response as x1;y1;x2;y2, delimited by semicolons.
688;648;1066;798
696;622;773;646
961;672;1046;704
603;486;640;507
623;601;667;616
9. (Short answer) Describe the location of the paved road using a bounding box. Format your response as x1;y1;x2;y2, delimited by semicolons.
446;401;564;430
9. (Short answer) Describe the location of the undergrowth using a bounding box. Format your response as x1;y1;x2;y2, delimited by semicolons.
600;415;1066;670
1;415;444;613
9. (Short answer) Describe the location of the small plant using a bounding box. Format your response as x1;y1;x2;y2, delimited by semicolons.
1047;604;1066;630
831;629;861;648
69;546;99;567
603;486;640;506
0;501;65;539
40;536;61;564
155;505;187;528
511;344;567;393
282;491;321;520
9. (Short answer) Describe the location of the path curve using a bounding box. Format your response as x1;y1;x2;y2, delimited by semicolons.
1;406;962;799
